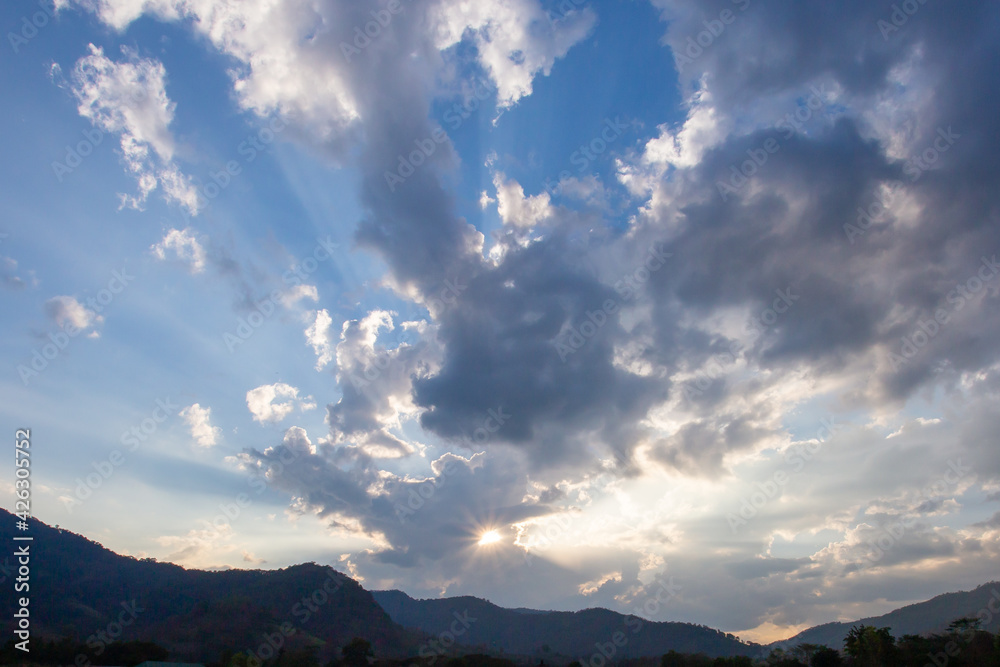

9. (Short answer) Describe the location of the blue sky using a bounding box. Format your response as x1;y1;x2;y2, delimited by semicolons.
2;0;1000;644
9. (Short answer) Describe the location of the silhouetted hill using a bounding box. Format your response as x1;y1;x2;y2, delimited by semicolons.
772;581;1000;650
10;508;998;665
371;589;761;660
0;509;413;663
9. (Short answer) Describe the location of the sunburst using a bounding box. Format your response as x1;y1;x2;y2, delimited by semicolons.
477;529;502;546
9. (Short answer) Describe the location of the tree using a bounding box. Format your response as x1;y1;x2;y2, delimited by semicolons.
792;644;823;663
808;647;842;667
844;625;896;667
661;651;687;667
279;647;320;667
762;648;806;666
341;638;374;667
102;640;170;666
713;657;753;666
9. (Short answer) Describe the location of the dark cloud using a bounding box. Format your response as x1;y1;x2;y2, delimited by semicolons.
243;430;555;566
413;235;666;473
726;557;810;581
89;0;1000;633
651;412;773;478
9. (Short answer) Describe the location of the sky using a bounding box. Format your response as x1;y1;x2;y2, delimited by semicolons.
2;0;1000;645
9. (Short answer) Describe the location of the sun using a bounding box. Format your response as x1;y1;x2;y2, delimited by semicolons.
477;529;502;546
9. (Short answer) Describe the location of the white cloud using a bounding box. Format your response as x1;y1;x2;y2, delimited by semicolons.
79;0;592;146
156;519;237;566
44;296;104;334
432;0;596;109
493;172;553;228
70;43;199;214
151;228;207;273
179;403;221;448
280;284;319;307
579;570;622;596
644;89;726;169
246;383;316;424
81;0;360;142
479;190;496;210
305;309;335;370
617;87;729;201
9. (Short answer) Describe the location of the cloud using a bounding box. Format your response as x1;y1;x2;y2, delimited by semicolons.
70;44;198;214
44;296;104;334
432;0;597;109
1;256;26;289
305;309;335;371
151;228;207;273
240;432;552;567
281;284;319;307
246;383;316;424
69;0;1000;637
81;0;362;148
180;403;222;448
156;520;236;566
493;172;553;228
324;311;441;459
479;190;496;210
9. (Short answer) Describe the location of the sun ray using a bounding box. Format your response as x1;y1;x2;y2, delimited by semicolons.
477;529;502;546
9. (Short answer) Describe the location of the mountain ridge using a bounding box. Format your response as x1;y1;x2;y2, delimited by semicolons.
0;509;414;663
6;508;998;663
770;581;1000;650
371;588;760;659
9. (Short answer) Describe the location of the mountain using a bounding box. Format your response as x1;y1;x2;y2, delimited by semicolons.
0;509;414;663
772;582;1000;651
9;508;996;664
371;589;761;660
